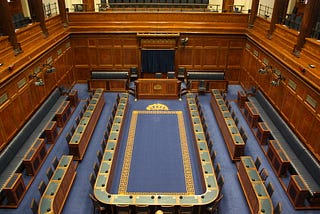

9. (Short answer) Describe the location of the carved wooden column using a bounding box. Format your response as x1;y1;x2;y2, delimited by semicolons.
222;0;234;12
0;0;22;55
57;0;68;26
293;0;320;57
267;0;288;38
27;0;48;37
248;0;260;28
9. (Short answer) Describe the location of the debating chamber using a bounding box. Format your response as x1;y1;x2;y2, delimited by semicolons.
0;0;320;213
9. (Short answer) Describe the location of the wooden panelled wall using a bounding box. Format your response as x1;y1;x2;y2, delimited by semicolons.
240;40;320;161
72;34;245;82
0;39;74;151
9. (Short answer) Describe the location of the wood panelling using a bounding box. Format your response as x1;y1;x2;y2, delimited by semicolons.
0;36;15;63
0;39;74;149
176;35;245;80
282;87;297;122
309;116;320;160
0;100;18;142
72;35;139;77
68;12;249;34
272;24;298;51
241;40;320;160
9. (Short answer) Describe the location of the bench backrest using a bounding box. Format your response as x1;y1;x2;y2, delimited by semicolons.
255;90;320;185
91;71;129;79
187;71;225;80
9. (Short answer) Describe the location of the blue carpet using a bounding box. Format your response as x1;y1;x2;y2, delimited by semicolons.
125;112;187;193
1;84;320;214
109;98;204;195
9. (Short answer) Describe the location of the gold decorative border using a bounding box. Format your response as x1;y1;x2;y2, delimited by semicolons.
118;110;195;195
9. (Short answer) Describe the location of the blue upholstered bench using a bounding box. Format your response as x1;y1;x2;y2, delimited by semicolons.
248;90;320;201
91;71;129;79
88;70;129;92
186;71;228;92
187;71;225;80
0;88;66;191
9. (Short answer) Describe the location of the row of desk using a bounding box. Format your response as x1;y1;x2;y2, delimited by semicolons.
94;93;220;210
186;93;220;209
237;92;316;209
38;155;77;214
210;89;245;161
1;91;79;208
94;94;131;206
238;93;271;146
68;89;105;160
237;156;273;214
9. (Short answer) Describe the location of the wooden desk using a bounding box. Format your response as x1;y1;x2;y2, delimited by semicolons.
2;173;26;207
38;155;77;214
237;156;273;214
44;121;58;144
287;175;309;207
94;93;219;208
88;79;128;92
68;90;79;107
237;90;247;108
55;101;71;127
135;78;181;99
69;89;105;160
210;90;245;161
267;140;290;177
256;122;270;145
23;138;46;176
244;102;260;128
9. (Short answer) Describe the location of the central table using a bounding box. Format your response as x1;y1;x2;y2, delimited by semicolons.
94;104;218;210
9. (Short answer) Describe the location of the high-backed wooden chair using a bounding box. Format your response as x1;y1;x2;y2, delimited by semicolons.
46;167;54;180
217;175;224;190
38;180;47;196
155;72;162;78
30;198;38;214
254;156;262;171
179;204;194;214
198;80;206;95
215;163;221;178
93;162;99;177
234;117;239;127
274;201;282;214
97;150;103;163
203;193;223;214
89;173;96;189
211;150;217;164
89;193;107;214
51;156;59;169
260;168;269;182
266;182;274;197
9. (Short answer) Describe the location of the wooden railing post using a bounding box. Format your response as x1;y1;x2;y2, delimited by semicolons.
27;0;48;37
0;0;22;55
293;0;320;57
248;0;260;28
267;0;288;39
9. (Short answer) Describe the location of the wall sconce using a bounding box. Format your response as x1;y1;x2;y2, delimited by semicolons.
270;71;285;87
34;78;45;86
43;63;56;74
29;71;45;86
258;65;272;74
180;37;188;47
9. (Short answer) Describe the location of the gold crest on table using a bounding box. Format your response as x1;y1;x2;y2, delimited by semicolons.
146;103;169;111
